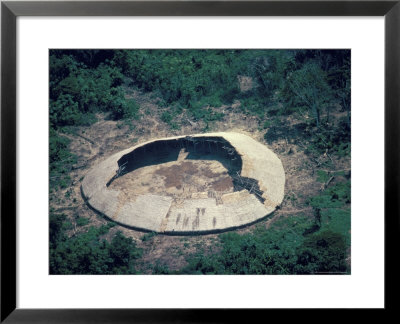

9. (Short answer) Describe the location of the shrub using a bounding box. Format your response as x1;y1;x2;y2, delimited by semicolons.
295;230;348;274
141;231;157;242
49;129;77;189
50;54;139;128
49;214;142;274
152;262;171;274
76;217;90;227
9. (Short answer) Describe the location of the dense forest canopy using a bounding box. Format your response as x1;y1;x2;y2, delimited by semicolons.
50;49;350;128
49;49;351;275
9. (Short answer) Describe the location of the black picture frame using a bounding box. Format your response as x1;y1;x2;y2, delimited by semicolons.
1;0;399;322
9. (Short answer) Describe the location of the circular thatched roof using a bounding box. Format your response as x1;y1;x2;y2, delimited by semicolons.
81;132;285;234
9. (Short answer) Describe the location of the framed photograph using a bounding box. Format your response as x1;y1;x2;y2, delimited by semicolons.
1;0;398;322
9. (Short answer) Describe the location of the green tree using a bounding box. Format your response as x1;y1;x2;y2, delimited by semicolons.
253;50;295;98
49;221;142;274
295;231;347;274
330;55;351;128
109;232;142;273
49;213;67;248
283;61;333;127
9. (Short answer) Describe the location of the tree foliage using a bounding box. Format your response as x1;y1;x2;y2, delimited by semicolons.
179;177;350;275
49;214;142;274
281;61;332;127
50;49;350;129
50;51;139;129
180;218;349;275
49;49;351;275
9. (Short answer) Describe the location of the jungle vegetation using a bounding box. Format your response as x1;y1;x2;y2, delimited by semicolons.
49;49;350;275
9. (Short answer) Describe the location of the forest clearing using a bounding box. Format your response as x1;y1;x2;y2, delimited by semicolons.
49;49;351;274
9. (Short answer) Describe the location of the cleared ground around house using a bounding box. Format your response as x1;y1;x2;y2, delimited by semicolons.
51;86;350;273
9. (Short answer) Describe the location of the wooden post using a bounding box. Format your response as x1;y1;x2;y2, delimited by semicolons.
249;182;255;194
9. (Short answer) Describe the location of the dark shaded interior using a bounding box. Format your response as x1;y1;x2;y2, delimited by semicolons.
116;136;242;176
107;136;265;203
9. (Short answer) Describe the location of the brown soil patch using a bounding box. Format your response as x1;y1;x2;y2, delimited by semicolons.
202;166;222;178
156;161;199;188
238;75;255;92
210;177;234;191
109;159;234;202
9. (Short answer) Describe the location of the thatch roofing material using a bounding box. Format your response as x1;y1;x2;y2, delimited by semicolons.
115;195;174;230
81;132;285;234
201;132;284;208
164;191;272;233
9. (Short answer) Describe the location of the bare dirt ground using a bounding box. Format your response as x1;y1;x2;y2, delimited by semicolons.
110;159;233;201
50;85;350;273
